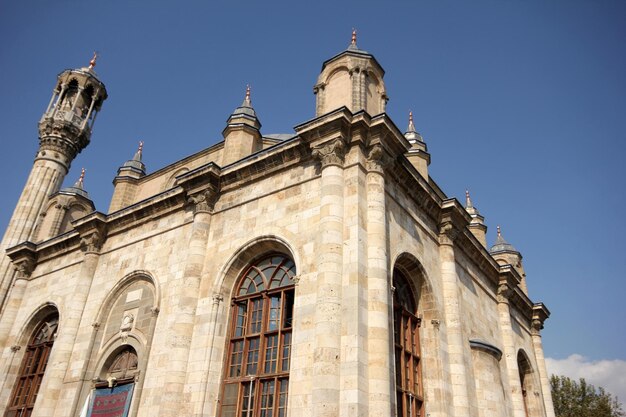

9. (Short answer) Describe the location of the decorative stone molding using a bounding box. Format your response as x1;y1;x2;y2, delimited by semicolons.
497;282;512;304
10;345;21;352
291;275;301;287
92;322;101;329
531;319;544;336
119;313;134;344
188;188;218;214
469;339;503;361
6;242;38;280
311;138;346;168
431;319;441;330
212;293;224;306
439;221;461;246
150;306;160;316
80;229;104;253
366;144;391;174
14;258;36;280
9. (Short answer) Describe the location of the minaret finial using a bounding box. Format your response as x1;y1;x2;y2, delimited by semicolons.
408;110;416;132
351;28;357;46
74;168;86;188
88;52;98;70
465;189;473;208
497;225;501;237
245;84;251;102
132;140;144;161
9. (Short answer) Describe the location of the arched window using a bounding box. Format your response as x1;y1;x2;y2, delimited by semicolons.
5;314;58;417
220;254;296;417
393;270;424;417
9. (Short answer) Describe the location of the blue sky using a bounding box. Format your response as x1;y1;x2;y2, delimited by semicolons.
1;0;625;402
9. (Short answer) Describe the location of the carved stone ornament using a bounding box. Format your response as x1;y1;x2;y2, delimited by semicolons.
188;189;218;214
439;222;461;246
10;345;21;352
311;138;346;168
531;318;544;335
15;258;36;280
291;275;301;287
80;230;103;253
431;319;441;330
150;306;160;316
212;293;224;305
497;283;512;304
119;313;134;344
366;144;390;173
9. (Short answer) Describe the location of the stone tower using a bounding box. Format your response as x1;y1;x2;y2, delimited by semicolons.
314;30;388;116
0;55;107;317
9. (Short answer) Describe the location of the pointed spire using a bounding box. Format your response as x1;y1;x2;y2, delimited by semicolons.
88;52;98;70
75;168;85;189
404;110;423;143
242;84;252;107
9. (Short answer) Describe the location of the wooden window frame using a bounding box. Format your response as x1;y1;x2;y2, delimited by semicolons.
4;315;58;417
219;255;295;417
393;271;424;417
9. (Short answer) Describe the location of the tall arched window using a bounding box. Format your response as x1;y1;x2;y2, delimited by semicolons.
393;270;424;417
5;313;59;417
220;254;296;417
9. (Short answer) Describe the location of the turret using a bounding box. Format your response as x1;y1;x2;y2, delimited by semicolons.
314;30;388;117
464;190;487;247
221;85;262;166
109;142;147;213
404;111;430;179
0;53;107;314
34;169;95;241
490;226;528;293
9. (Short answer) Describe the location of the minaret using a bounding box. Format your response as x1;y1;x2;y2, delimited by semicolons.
221;85;262;166
109;141;147;212
0;53;107;312
404;111;430;179
314;30;388;116
464;190;487;247
490;226;528;294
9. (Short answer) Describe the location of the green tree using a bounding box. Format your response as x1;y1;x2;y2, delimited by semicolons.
550;374;624;417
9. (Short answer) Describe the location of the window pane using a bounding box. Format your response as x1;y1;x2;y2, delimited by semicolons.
240;381;255;417
278;379;289;417
264;335;278;374
249;299;263;334
283;291;294;329
281;333;291;372
230;341;244;377
246;338;260;375
260;380;275;417
268;296;280;331
235;303;247;337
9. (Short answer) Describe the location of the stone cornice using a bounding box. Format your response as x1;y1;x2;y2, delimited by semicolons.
6;242;38;280
531;303;551;335
73;213;108;254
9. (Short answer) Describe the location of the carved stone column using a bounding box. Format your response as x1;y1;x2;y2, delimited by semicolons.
438;219;473;416
51;218;106;417
198;292;224;417
497;279;526;417
311;138;345;417
531;304;555;417
160;188;216;416
365;144;393;416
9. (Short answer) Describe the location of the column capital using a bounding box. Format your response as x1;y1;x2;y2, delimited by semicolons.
312;138;346;168
7;242;38;280
212;293;224;305
10;345;21;352
188;188;218;214
497;281;513;304
531;302;550;335
366;143;391;174
74;212;108;254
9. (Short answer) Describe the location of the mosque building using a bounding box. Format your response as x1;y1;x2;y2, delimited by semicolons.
0;34;555;417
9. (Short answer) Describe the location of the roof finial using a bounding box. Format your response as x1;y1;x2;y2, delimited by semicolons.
408;110;416;132
245;84;251;103
74;168;86;188
351;28;357;46
465;189;473;208
88;52;98;70
497;225;502;237
133;140;144;161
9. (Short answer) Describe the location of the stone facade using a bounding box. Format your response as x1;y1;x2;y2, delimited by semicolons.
0;38;555;417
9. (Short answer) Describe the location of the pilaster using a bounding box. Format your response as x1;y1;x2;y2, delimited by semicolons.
531;304;555;417
159;166;219;416
497;276;526;417
365;143;393;417
311;137;346;417
438;200;475;417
